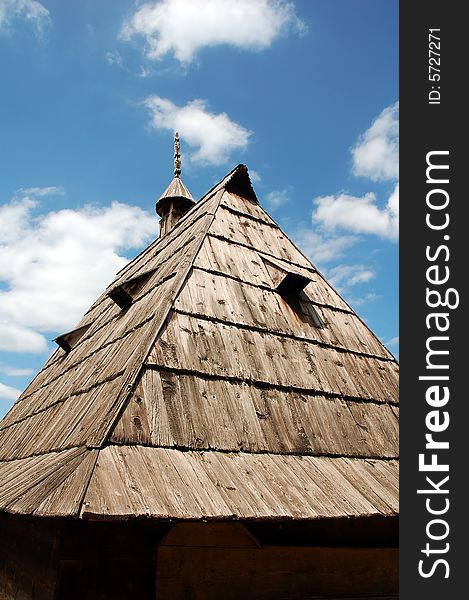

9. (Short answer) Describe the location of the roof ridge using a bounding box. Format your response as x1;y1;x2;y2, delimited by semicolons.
91;190;225;445
70;191;226;517
0;188;227;515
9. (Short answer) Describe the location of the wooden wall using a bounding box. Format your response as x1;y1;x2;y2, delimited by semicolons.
157;522;398;600
0;516;398;600
0;514;59;599
0;515;162;600
158;546;398;600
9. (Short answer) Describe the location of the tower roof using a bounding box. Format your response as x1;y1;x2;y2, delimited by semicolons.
157;176;194;206
0;164;398;520
155;132;195;218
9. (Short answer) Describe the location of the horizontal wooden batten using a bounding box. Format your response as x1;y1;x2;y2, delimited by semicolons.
157;544;398;600
110;368;398;457
219;200;279;229
142;363;396;406
82;446;399;520
209;204;312;268
176;268;393;360
173;307;393;364
219;190;272;224
149;313;399;404
195;233;352;312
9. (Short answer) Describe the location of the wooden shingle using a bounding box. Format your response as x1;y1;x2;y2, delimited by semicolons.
0;164;398;520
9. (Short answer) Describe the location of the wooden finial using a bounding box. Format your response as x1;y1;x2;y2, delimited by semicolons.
174;132;181;178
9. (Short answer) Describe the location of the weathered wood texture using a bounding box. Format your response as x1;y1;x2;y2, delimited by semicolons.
0;192;222;454
195;233;351;312
148;312;398;403
221;192;278;225
176;267;391;358
0;448;98;516
110;369;398;457
209;204;312;267
0;165;398;520
82;446;398;520
157;545;398;600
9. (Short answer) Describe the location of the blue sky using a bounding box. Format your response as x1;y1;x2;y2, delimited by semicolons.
0;0;398;417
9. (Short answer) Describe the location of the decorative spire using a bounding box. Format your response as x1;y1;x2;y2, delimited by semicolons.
174;132;181;178
155;132;195;238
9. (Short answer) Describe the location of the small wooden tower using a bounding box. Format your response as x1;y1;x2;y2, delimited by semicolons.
0;138;398;599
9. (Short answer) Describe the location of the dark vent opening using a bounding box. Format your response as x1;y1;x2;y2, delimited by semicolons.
276;272;310;298
108;268;157;310
109;287;133;310
276;273;323;328
54;323;92;353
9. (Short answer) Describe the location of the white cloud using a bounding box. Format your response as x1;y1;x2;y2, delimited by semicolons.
0;321;47;353
265;188;289;211
352;101;399;182
0;0;51;37
105;50;123;67
16;186;64;197
312;183;399;240
249;169;261;184
145;96;251;165
0;363;34;376
121;0;306;64
0;381;21;402
292;227;357;265
0;189;156;354
387;181;399;220
0;187;64;244
327;264;375;289
347;291;379;307
138;64;153;78
386;336;399;347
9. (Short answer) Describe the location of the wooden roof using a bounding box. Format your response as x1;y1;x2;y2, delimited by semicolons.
0;165;398;520
157;176;194;204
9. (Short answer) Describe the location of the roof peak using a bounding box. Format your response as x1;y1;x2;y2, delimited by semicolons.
198;164;258;206
224;164;257;202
